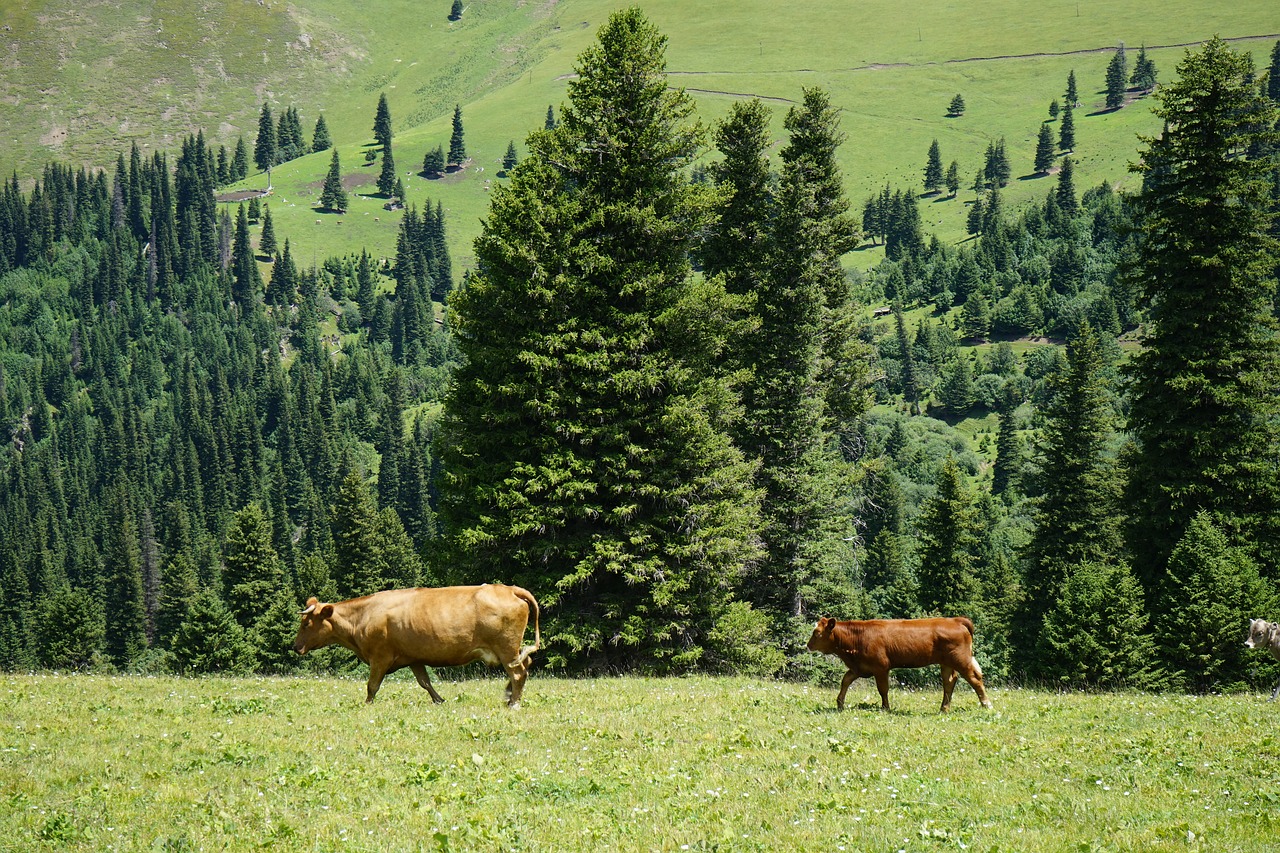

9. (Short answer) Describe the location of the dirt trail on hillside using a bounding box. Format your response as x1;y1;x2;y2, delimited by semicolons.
668;32;1280;99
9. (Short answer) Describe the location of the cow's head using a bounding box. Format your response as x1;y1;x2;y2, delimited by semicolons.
807;617;837;654
293;597;336;655
1245;618;1272;650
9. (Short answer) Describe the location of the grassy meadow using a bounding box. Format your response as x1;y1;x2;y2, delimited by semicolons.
3;671;1278;851
3;0;1279;275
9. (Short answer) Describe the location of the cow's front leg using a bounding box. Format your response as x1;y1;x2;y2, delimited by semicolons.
1270;675;1280;702
410;664;446;704
835;669;857;710
365;660;390;704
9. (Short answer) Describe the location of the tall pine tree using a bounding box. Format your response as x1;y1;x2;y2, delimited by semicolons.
439;9;761;671
1125;38;1280;596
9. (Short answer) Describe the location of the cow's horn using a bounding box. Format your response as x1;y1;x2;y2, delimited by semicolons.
300;603;316;615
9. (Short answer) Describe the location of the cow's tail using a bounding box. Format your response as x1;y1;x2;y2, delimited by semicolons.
513;586;541;665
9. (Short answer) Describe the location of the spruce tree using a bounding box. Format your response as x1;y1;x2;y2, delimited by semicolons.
1125;38;1280;596
449;0;463;21
916;457;982;615
373;93;393;150
1033;122;1056;174
1267;40;1280;104
923;139;944;193
439;9;761;670
1131;44;1158;93
1065;69;1079;107
319;150;347;212
266;239;298;306
944;160;960;197
312;114;332;152
947;94;965;117
230;203;261;306
103;482;147;668
737;86;868;627
232;136;249;181
502;140;518;172
258;204;277;259
221;503;285;631
254;102;277;176
447;104;466;167
545;104;557;130
170;588;255;674
1105;45;1129;110
1058;102;1076;152
1055;155;1079;216
377;143;397;197
422;145;445;176
1017;324;1124;667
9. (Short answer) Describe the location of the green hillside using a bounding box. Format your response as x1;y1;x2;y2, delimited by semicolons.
2;0;1277;275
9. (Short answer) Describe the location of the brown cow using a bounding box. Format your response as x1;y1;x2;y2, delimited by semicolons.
293;584;541;708
807;616;992;712
1244;618;1280;701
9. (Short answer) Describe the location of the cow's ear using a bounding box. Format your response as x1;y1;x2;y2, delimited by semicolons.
819;616;834;632
318;603;335;619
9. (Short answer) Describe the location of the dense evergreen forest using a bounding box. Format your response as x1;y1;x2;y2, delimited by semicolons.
1;15;1278;692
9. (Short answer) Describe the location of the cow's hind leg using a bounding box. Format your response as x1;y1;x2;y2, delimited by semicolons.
835;669;858;710
1270;674;1280;702
410;664;446;704
959;657;993;709
502;658;528;709
940;665;958;712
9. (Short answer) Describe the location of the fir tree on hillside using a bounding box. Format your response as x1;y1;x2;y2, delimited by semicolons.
312;114;332;152
945;160;960;197
545;105;557;130
373;93;393;150
923;139;944;193
1130;44;1158;93
1105;44;1129;110
502;140;518;172
1033;122;1056;174
1055;155;1079;216
449;0;463;21
258;204;277;259
447;105;466;167
1065;69;1079;107
377;143;397;197
254;102;277;175
422;145;445;176
1125;37;1280;603
319;150;347;212
947;94;965;117
1058;102;1076;152
232;136;249;181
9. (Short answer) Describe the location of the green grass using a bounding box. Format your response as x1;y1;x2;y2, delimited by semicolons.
3;672;1278;850
4;0;1278;280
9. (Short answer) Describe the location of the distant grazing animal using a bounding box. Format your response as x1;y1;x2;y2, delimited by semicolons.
807;616;992;712
293;584;540;708
1244;618;1280;701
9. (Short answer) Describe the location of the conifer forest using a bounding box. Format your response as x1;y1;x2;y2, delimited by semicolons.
1;11;1278;696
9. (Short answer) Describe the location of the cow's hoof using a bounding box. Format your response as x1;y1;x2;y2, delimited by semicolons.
507;701;521;710
432;696;445;705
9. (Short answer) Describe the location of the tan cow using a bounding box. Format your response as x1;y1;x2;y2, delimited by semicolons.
293;584;541;708
807;616;992;712
1244;618;1280;701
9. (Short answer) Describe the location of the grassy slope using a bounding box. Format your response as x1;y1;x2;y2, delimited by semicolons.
3;672;1278;850
3;1;1277;278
